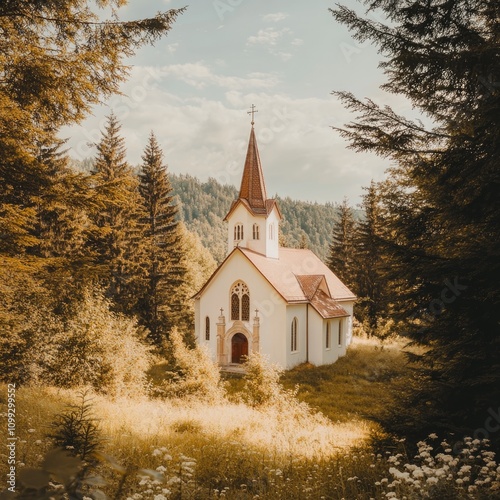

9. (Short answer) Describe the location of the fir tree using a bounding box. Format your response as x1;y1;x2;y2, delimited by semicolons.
138;132;188;344
331;0;500;445
354;182;388;334
327;197;357;291
89;114;146;313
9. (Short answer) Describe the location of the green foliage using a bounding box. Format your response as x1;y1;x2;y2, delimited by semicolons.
242;352;284;407
89;113;148;314
50;286;152;397
327;196;357;290
138;133;191;344
331;0;500;445
157;327;224;402
50;391;101;462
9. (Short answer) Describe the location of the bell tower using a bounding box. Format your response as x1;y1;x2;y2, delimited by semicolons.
223;106;281;258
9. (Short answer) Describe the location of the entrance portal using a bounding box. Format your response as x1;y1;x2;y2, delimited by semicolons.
231;333;248;364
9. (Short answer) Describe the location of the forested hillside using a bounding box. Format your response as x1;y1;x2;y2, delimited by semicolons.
73;160;348;263
170;174;345;262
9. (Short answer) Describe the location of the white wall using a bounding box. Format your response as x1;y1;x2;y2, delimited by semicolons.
308;308;324;366
339;300;355;345
226;203;281;259
285;304;308;369
197;250;287;366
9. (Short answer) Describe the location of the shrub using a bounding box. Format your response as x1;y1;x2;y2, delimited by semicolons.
49;390;101;461
48;286;152;397
158;327;224;402
241;352;284;407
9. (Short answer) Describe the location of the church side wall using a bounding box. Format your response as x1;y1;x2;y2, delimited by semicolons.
308;311;351;366
285;304;308;369
308;309;324;365
339;300;355;345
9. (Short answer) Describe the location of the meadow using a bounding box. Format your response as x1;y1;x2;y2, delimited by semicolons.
1;337;499;499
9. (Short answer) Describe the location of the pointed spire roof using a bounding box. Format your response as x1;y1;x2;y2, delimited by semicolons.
238;126;267;211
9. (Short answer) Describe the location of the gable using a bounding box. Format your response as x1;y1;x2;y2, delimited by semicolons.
193;248;284;303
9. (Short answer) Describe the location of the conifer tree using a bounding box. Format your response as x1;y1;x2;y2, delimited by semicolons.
354;182;388;333
327;197;357;291
89;114;146;313
0;1;183;257
331;0;500;444
138;132;189;344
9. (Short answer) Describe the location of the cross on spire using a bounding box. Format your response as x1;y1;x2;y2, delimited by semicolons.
248;104;258;126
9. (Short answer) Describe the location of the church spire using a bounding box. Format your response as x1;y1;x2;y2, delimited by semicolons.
238;119;267;211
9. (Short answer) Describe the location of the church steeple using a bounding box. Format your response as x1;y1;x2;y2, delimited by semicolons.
224;106;281;259
238;126;268;212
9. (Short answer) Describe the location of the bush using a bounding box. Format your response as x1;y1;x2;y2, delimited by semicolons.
241;352;284;407
158;327;224;402
48;286;152;397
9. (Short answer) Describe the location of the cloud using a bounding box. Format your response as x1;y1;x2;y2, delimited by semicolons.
150;63;280;90
246;27;301;61
262;12;289;23
270;50;292;61
166;42;179;54
62;77;387;205
247;27;292;47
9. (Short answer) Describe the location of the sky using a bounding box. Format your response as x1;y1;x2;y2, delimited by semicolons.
62;0;414;204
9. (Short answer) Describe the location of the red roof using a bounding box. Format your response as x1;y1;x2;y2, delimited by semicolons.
194;247;356;309
239;126;267;210
223;126;281;221
310;290;349;319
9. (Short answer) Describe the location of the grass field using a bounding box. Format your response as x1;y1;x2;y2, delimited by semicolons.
2;336;498;499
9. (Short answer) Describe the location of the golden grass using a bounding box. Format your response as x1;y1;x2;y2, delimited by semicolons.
91;395;370;460
0;338;427;498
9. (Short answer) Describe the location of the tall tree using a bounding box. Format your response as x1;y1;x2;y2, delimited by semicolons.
138;132;189;344
331;0;500;444
355;182;388;333
327;197;357;291
89;113;146;313
0;1;183;257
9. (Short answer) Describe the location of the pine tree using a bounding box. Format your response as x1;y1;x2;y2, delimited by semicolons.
331;0;500;445
0;1;183;257
138;132;188;344
89;113;146;313
327;197;357;291
354;182;388;334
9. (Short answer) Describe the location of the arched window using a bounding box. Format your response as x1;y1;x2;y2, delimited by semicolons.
326;322;331;349
253;224;260;240
234;223;244;241
242;293;250;321
338;320;343;346
205;316;210;341
230;281;250;321
291;317;298;352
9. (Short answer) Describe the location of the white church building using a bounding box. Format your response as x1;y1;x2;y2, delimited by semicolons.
194;120;356;369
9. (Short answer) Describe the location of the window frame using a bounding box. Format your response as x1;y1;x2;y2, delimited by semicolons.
205;316;210;341
290;317;298;353
230;281;250;322
234;223;244;241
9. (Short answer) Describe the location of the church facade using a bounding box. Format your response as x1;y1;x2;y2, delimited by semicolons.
194;122;356;369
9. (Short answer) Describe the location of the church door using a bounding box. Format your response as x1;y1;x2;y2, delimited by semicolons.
231;333;248;364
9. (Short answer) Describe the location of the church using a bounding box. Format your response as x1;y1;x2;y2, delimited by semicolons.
194;114;356;369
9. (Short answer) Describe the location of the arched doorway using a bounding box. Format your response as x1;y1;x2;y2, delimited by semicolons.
231;333;248;364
